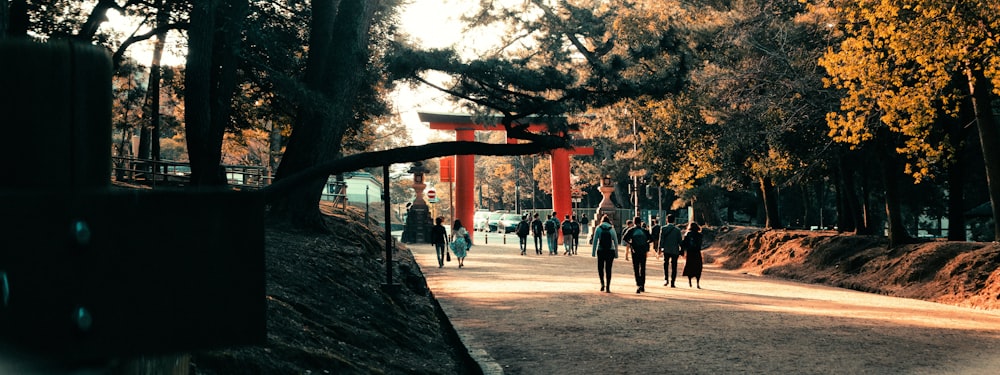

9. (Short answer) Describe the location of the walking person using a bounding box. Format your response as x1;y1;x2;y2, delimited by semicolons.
515;214;531;255
450;219;472;268
570;215;581;255
430;217;449;268
622;219;634;261
682;222;705;288
649;218;661;260
531;213;544;255
545;213;560;255
591;215;618;293
561;214;574;256
622;216;652;293
580;215;589;237
658;214;683;287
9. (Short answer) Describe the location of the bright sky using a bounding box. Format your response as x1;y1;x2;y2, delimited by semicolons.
396;0;488;144
108;0;494;145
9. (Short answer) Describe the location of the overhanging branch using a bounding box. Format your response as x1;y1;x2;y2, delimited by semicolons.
263;139;569;201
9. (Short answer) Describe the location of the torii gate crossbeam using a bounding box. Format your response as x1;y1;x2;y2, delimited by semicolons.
419;112;593;244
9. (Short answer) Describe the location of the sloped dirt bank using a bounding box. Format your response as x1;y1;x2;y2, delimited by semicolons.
714;226;1000;310
190;204;477;375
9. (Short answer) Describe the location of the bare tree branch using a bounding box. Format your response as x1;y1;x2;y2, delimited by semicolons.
263;139;573;201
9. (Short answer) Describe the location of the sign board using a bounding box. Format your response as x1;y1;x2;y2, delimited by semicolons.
428;197;439;204
427;189;436;199
440;156;455;183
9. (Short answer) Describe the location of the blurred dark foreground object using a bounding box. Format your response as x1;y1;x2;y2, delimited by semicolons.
0;40;265;370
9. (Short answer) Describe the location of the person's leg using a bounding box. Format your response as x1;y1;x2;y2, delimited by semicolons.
696;276;701;289
670;255;679;287
436;244;444;267
564;237;571;255
597;258;606;291
663;259;670;286
638;255;646;291
605;258;614;292
632;256;641;292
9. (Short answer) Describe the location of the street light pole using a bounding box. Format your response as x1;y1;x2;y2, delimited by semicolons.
632;117;639;219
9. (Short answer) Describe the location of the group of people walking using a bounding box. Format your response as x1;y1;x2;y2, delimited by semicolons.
511;212;588;256
593;213;704;293
429;212;704;294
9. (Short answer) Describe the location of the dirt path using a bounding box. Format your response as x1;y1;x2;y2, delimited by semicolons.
411;241;1000;374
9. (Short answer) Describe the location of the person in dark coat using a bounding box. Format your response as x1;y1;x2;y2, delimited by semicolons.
430;217;449;268
681;222;704;288
531;213;544;255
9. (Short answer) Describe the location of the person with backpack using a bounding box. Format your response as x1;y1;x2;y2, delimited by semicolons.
545;213;560;255
516;215;531;255
531;213;544;255
561;214;574;256
591;214;618;292
622;216;652;293
658;214;683;288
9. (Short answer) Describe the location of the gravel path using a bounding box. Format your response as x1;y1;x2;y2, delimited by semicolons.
411;241;1000;375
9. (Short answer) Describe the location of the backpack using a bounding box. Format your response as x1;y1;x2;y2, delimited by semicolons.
544;219;556;234
516;221;530;236
570;221;580;235
531;219;542;235
561;220;573;235
598;227;614;251
630;228;649;252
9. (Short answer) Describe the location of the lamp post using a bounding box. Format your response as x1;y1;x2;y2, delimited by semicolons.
402;162;430;243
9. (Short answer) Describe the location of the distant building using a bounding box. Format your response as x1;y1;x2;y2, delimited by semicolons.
321;172;383;204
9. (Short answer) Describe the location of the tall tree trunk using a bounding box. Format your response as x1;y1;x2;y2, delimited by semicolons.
946;98;976;241
184;0;247;186
273;0;379;230
139;0;170;164
759;175;782;229
184;0;221;185
834;166;850;232
880;150;913;247
968;69;1000;242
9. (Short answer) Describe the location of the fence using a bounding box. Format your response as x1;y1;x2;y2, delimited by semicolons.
111;157;271;189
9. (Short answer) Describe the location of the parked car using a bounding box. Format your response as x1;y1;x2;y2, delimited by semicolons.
473;211;492;232
496;213;524;233
485;212;505;232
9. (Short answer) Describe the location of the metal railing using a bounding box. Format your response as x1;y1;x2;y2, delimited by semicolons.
111;157;272;189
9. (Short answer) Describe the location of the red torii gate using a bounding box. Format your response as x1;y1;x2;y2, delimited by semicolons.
419;112;593;242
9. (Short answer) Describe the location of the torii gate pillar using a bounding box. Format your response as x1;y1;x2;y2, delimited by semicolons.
455;128;476;236
550;148;572;225
420;112;592;244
